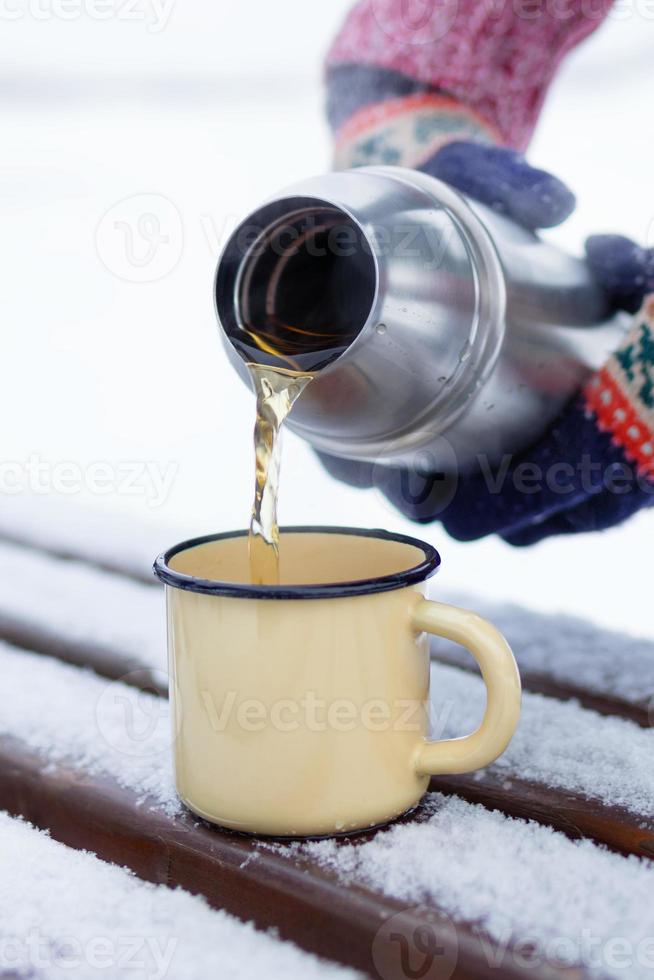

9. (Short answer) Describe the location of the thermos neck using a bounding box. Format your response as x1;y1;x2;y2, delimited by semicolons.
215;166;506;460
215;166;622;470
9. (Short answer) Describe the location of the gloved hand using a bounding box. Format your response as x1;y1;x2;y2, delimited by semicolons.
422;140;576;231
493;235;654;545
585;234;654;315
320;0;653;543
317;141;654;543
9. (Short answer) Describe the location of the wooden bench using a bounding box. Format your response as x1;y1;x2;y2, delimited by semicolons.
2;516;654;979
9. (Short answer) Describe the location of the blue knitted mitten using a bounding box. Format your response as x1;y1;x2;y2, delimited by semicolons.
318;142;654;542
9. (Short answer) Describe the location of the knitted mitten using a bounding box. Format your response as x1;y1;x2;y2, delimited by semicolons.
498;297;654;545
318;0;654;542
327;0;612;162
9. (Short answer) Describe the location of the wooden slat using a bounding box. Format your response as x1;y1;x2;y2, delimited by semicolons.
4;596;647;727
431;772;654;861
0;611;165;696
429;597;654;730
431;644;651;729
0;735;577;980
0;540;166;693
0;501;162;586
2;526;652;730
2;608;653;862
0;529;155;587
1;537;652;866
2;522;653;730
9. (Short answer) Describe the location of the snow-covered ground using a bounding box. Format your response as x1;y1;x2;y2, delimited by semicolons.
0;812;357;980
0;623;651;828
1;531;653;713
2;632;654;979
0;2;652;638
305;793;654;980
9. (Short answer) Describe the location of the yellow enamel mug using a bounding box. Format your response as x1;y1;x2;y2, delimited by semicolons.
154;527;521;837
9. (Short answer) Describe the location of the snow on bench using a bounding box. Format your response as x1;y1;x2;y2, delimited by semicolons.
0;640;176;813
0;494;168;583
2;643;654;978
431;591;654;726
430;662;654;819
303;793;654;980
3;641;654;827
1;536;653;729
0;540;167;686
0;811;356;980
0;645;552;978
0;565;652;851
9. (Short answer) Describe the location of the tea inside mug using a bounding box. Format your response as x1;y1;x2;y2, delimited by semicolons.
167;530;429;588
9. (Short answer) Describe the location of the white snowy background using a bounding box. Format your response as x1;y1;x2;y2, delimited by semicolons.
1;0;652;636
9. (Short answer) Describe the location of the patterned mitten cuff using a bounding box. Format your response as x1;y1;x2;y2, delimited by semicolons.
488;300;654;546
584;297;654;481
326;0;612;169
316;251;654;545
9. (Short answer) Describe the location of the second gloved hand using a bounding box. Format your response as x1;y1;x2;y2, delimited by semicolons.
318;141;654;543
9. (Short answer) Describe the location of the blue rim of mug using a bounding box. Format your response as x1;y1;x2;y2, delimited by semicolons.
153;526;441;600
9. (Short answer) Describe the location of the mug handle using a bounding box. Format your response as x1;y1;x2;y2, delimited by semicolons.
411;599;521;777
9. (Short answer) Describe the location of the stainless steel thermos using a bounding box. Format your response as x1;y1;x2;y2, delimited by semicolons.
215;166;625;472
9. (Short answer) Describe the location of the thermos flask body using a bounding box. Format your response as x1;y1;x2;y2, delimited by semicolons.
215;166;625;472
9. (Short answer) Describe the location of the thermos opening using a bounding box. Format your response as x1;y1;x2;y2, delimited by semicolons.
215;167;620;468
220;201;377;373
